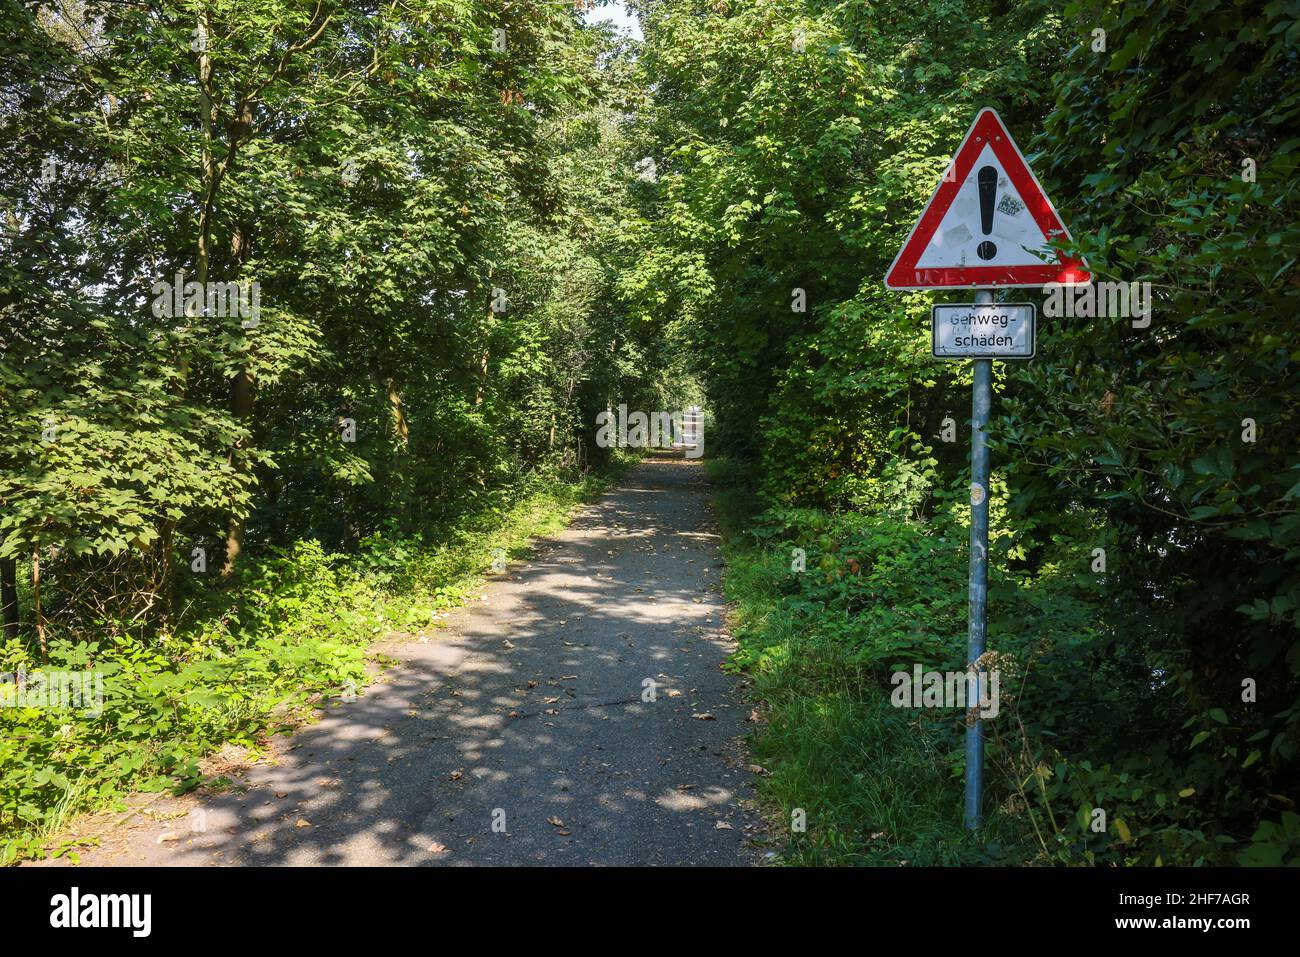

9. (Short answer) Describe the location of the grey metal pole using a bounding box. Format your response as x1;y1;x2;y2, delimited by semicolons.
965;288;993;830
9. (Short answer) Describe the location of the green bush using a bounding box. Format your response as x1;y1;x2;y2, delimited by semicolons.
0;471;610;864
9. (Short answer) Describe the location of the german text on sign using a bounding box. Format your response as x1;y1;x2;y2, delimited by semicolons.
931;303;1035;359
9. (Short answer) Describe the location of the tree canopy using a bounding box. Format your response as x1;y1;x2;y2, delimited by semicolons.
2;0;1298;866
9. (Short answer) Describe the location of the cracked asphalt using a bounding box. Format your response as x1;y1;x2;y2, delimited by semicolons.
40;451;758;867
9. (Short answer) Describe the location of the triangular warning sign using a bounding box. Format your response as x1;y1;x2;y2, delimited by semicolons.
885;108;1090;289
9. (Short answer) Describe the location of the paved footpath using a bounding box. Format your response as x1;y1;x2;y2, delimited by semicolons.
38;452;758;866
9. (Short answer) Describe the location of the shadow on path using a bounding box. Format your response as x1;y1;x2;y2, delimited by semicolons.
42;452;757;867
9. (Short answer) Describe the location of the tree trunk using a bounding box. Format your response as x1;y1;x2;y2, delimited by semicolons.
475;346;490;406
159;518;176;632
371;365;410;445
194;11;217;291
475;292;493;406
32;546;45;661
1;556;18;640
221;218;254;578
221;366;253;577
386;378;410;445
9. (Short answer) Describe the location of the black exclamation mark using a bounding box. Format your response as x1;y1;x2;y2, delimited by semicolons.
976;165;998;260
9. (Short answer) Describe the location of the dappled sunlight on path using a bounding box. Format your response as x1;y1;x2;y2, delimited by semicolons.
40;453;757;867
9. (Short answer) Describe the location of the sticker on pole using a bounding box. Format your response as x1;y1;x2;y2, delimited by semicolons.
932;303;1035;359
885;108;1090;289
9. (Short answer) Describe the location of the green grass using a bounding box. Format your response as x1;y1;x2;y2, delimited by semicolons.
709;453;1292;868
708;457;1023;866
0;459;632;864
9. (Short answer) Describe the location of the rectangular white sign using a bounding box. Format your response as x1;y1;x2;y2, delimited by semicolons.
931;303;1035;359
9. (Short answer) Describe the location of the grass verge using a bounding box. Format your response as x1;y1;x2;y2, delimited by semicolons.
1;458;632;864
709;456;1020;866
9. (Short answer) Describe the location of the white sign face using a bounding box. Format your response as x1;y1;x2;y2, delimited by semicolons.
916;146;1054;272
884;108;1090;289
931;303;1035;359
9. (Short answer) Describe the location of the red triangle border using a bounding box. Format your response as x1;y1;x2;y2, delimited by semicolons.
884;108;1090;290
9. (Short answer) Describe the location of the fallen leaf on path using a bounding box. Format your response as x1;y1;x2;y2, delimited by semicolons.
548;816;565;827
428;842;448;853
295;818;312;828
692;713;715;721
450;770;463;780
714;821;734;830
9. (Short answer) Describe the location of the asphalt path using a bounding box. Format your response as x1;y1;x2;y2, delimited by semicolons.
39;452;757;867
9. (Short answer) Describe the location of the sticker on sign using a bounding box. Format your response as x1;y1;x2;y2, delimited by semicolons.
884;109;1089;289
932;303;1035;359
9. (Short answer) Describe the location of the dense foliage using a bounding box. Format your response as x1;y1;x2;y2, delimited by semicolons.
3;0;1296;867
629;0;1300;865
0;0;659;860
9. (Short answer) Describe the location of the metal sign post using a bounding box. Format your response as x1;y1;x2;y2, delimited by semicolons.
929;295;1035;829
965;290;993;830
885;106;1089;832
